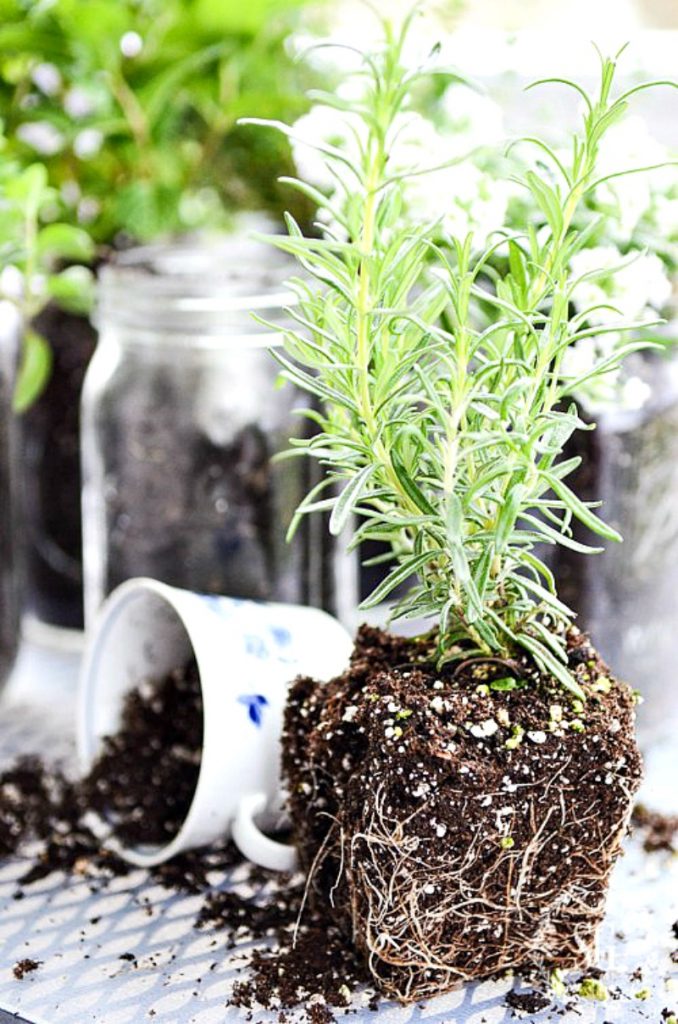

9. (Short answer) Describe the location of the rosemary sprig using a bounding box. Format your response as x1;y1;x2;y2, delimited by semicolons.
242;18;675;697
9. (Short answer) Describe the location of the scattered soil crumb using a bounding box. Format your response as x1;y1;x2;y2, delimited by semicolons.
504;989;551;1015
0;663;210;888
632;805;678;853
13;957;41;979
306;1004;335;1024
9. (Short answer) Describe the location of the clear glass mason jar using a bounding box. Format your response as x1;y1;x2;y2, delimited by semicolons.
552;345;678;744
82;239;356;627
0;302;21;691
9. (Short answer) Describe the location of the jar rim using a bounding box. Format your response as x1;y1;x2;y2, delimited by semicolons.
95;237;298;337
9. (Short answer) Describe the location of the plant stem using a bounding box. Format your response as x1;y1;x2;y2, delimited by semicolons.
355;135;423;524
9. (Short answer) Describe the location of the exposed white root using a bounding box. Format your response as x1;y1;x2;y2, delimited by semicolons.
304;778;633;1003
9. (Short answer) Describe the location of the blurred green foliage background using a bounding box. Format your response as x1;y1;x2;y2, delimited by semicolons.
0;0;320;247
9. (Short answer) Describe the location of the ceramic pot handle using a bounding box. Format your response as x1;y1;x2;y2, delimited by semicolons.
232;792;298;872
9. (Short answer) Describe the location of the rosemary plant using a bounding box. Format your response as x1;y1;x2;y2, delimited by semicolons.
244;18;675;697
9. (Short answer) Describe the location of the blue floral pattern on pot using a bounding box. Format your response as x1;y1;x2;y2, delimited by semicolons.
196;596;296;663
199;594;247;616
270;626;292;648
238;693;269;727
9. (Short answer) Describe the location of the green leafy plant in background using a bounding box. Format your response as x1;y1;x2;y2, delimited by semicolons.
0;0;322;408
245;17;675;696
0;144;95;408
0;0;320;250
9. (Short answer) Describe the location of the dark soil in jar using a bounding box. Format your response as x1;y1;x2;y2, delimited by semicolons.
98;382;337;613
283;624;643;1003
21;303;97;630
0;363;19;687
104;419;285;599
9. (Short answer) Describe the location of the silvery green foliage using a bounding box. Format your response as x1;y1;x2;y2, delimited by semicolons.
508;111;678;412
244;19;675;697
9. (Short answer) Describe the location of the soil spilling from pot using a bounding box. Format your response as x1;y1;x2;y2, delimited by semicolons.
0;755;373;1019
21;303;97;630
84;660;203;848
0;660;203;875
0;659;374;1019
283;625;643;1003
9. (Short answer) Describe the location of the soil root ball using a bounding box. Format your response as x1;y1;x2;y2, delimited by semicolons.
282;625;643;1003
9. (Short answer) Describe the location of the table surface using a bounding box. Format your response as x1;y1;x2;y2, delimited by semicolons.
0;639;676;1024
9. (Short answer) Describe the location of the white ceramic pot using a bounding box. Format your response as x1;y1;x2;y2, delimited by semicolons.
78;577;352;871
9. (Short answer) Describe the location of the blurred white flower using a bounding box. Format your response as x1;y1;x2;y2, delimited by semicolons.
77;197;101;223
30;273;47;301
397;20;451;73
562;330;652;411
74;128;103;159
0;266;24;302
561;328;618;376
291;106;445;196
64;87;96;119
31;63;61;96
0;301;22;343
650;195;678;240
409;162;513;244
291;16;449;77
61;180;81;206
17;121;64;155
561;329;621;406
569;245;672;325
387;111;447;169
120;31;143;58
290;106;362;193
439;85;505;152
286;33;358;74
594;115;671;235
620;375;652;410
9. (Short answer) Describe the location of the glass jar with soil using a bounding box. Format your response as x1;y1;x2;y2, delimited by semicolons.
0;304;21;691
82;239;355;626
551;346;678;744
20;300;97;634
